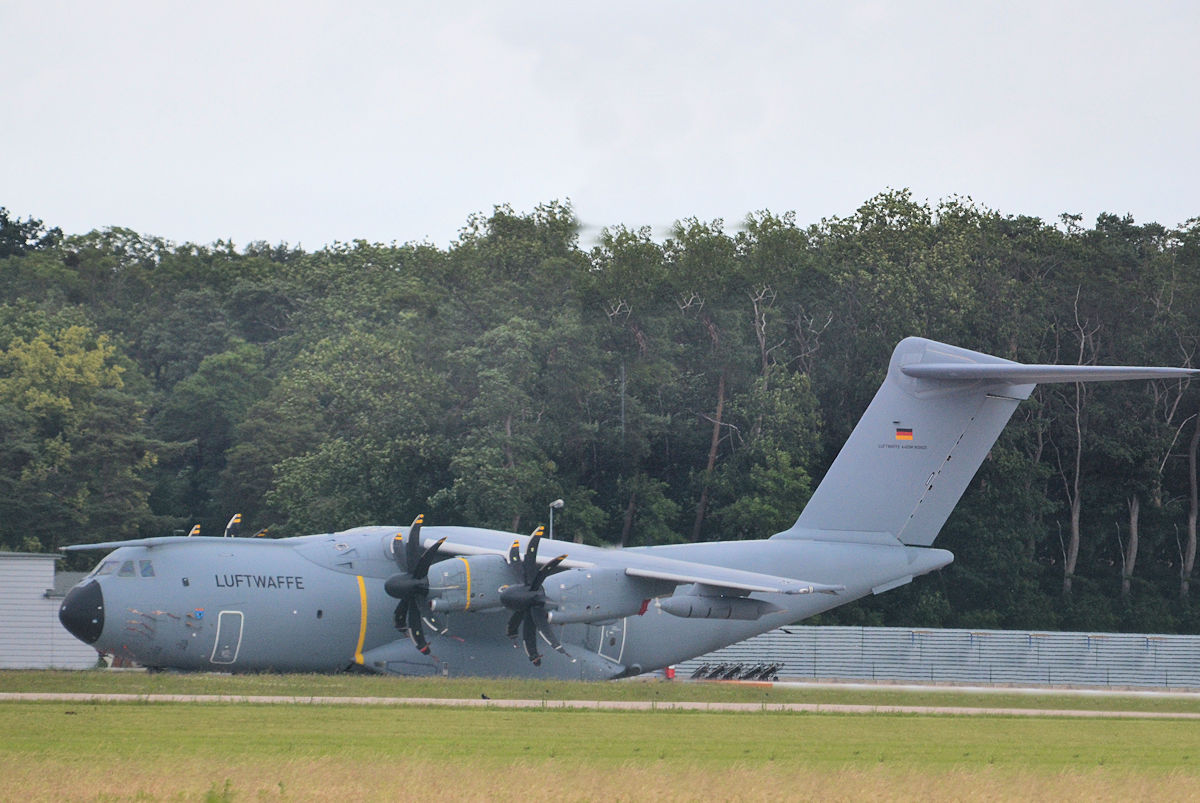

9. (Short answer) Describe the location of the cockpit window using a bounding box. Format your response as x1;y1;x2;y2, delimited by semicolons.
139;560;155;577
91;560;119;577
118;560;136;577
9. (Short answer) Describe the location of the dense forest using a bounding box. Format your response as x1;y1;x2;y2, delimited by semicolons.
3;191;1199;633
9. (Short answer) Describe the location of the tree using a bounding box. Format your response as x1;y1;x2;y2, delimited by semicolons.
150;342;272;532
435;317;563;532
706;369;821;539
0;207;61;257
227;328;453;534
0;325;162;551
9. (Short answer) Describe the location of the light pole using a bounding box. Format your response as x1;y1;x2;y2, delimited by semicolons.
548;498;564;540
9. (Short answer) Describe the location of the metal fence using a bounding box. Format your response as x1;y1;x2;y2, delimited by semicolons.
674;626;1200;689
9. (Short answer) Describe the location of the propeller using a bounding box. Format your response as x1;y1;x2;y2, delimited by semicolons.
499;526;570;666
382;514;445;655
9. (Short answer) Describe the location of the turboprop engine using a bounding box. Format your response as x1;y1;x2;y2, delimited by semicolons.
542;567;651;624
428;560;651;625
422;528;670;665
427;554;511;613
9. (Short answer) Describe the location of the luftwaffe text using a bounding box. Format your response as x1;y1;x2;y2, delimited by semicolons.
214;574;305;590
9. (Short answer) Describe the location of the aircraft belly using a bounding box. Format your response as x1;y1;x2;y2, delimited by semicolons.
361;611;625;680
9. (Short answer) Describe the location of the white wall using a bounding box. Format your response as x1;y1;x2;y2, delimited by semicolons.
0;554;100;669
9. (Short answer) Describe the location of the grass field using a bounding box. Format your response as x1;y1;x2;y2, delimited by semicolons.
5;669;1200;713
3;671;1199;801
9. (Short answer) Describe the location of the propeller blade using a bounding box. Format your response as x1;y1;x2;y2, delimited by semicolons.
532;606;568;656
406;514;424;571
523;526;544;586
530;554;567;591
393;598;409;631
407;600;430;654
500;528;569;665
521;610;541;665
411;537;446;579
505;609;523;640
423;612;449;635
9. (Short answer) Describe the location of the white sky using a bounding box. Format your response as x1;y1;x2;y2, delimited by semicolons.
2;1;1197;249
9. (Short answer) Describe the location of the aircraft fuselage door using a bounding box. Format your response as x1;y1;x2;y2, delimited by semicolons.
210;611;244;665
594;618;625;664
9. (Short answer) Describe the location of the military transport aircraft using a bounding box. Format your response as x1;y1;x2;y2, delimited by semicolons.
58;338;1197;679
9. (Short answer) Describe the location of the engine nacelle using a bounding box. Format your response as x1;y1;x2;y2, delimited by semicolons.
658;595;783;621
543;567;650;624
428;555;513;613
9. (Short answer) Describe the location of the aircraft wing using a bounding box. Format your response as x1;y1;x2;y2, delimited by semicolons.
427;534;842;596
60;536;261;551
622;559;844;595
420;537;598;570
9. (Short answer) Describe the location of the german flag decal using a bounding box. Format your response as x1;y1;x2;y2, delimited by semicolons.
895;427;913;441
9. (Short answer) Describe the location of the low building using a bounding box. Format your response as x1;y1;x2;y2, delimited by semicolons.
0;552;100;669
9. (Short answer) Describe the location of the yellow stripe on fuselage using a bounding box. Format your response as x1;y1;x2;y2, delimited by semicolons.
458;557;471;611
355;575;368;665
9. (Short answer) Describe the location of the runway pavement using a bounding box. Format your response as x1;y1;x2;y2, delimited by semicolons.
3;692;1199;719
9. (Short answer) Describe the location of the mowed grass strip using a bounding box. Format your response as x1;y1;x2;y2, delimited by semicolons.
3;702;1199;802
4;670;1200;714
7;703;1198;769
7;759;1200;802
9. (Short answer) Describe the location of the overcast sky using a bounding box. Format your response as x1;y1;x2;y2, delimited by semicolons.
3;1;1197;249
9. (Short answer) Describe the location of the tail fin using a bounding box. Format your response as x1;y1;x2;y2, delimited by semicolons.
777;337;1196;547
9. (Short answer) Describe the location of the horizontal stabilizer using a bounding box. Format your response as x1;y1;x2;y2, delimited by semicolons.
903;363;1198;383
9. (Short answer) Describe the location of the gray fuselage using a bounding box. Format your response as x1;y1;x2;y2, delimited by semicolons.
59;526;949;679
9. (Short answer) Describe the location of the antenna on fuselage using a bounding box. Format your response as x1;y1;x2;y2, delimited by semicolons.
224;513;242;538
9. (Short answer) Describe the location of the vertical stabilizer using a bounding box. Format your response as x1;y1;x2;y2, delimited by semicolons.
781;338;1030;546
777;338;1197;547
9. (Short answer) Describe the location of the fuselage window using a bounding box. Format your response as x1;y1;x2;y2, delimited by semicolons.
139;560;155;577
91;560;119;577
118;560;136;577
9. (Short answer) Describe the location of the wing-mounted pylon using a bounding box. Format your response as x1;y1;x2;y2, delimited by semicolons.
382;514;446;654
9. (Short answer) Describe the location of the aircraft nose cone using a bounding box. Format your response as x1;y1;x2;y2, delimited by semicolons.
59;580;105;644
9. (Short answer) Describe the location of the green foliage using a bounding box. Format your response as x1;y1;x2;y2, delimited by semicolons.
151;342;271;532
4;196;1200;630
0;324;163;550
707;370;822;539
237;328;454;533
0;207;61;257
